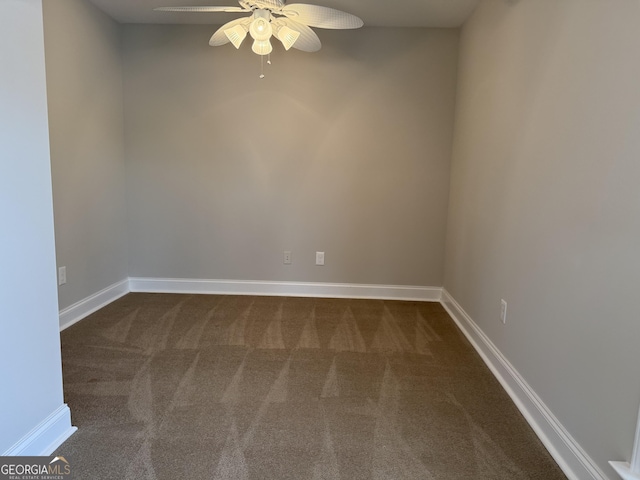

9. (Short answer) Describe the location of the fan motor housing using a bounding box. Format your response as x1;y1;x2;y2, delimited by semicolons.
243;0;285;11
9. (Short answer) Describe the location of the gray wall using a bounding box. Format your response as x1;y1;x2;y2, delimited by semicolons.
43;0;128;311
0;0;69;453
122;25;458;286
444;0;640;476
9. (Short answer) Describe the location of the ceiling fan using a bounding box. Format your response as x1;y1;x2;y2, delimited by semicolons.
155;0;364;57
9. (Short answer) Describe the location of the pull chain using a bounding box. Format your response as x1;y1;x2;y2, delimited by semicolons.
259;54;272;79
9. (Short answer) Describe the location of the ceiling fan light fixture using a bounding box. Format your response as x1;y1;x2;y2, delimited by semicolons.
224;24;248;49
156;2;364;64
275;25;300;50
252;39;273;56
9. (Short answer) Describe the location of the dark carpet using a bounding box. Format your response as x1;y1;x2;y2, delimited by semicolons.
55;293;566;479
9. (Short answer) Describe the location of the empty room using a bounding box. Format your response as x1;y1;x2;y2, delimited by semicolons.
2;0;640;479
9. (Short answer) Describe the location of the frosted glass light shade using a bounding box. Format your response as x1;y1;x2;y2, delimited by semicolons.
276;25;300;50
252;39;273;55
249;10;273;42
224;25;248;49
250;18;272;41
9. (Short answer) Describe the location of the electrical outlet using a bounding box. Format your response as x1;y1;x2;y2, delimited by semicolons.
315;251;325;266
500;299;507;324
58;266;67;286
284;251;292;264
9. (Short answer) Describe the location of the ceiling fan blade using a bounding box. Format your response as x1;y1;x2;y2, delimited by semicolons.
210;17;251;46
281;4;363;29
276;19;321;52
154;6;251;13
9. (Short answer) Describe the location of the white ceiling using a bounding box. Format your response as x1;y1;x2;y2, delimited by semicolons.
86;0;480;28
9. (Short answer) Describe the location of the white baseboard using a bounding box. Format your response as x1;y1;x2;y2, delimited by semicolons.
3;404;77;456
59;279;129;331
440;289;607;480
58;277;439;331
129;277;441;302
609;462;640;480
610;462;640;480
